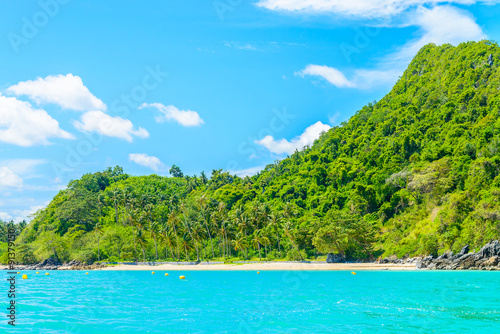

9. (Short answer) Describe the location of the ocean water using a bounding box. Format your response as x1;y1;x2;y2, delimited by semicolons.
2;270;499;333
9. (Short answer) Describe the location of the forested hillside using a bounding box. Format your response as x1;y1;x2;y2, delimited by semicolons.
3;41;500;264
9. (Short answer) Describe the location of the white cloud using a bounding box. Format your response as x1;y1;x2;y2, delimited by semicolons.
296;6;488;90
256;0;496;18
0;94;75;146
0;167;23;189
74;110;149;142
129;153;164;172
296;65;356;88
140;103;205;127
256;121;331;155
394;6;487;63
231;165;266;178
7;73;106;111
224;41;258;51
0;212;12;221
0;159;47;176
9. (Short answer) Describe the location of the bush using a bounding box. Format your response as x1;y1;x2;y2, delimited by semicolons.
286;249;307;261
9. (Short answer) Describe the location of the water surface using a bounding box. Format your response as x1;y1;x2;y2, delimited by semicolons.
2;270;499;333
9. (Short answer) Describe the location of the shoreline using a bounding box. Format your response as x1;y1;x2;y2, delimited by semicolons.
102;262;417;271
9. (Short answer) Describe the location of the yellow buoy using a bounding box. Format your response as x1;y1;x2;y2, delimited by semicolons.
257;271;260;274
152;271;155;275
36;272;39;274
351;272;357;275
179;275;186;279
17;272;20;274
45;273;50;276
165;273;169;276
22;274;28;279
85;272;89;275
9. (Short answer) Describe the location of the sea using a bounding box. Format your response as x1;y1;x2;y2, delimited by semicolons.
2;270;499;333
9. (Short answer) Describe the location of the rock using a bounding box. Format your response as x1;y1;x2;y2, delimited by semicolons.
480;256;499;268
488;54;493;67
437;250;453;260
379;255;399;264
326;253;346;263
456;253;477;270
458;245;469;256
476;240;500;259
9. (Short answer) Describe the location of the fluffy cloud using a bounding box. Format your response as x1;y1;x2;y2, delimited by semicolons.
296;65;356;88
0;212;12;221
7;73;106;111
74;110;149;142
0;94;75;146
297;5;488;90
128;153;164;172
394;6;487;62
140;103;205;127
231;165;266;177
256;121;331;155
0;167;23;189
256;0;496;18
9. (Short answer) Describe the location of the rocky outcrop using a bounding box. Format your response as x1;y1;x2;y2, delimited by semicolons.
416;240;500;270
377;255;421;265
4;258;106;271
326;253;346;263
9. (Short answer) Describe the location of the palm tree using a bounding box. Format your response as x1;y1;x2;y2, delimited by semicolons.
251;231;263;261
191;222;206;261
180;202;199;260
269;213;282;257
145;203;160;260
217;202;230;258
232;232;249;259
180;232;193;261
135;228;148;261
197;194;215;258
110;188;122;225
169;212;181;261
95;193;105;261
283;222;302;260
160;222;176;261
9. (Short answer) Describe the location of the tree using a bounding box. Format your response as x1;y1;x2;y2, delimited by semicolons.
169;165;184;178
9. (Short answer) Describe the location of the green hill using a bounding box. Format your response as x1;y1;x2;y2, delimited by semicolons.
4;40;500;264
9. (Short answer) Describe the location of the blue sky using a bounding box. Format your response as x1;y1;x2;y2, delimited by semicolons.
1;0;500;221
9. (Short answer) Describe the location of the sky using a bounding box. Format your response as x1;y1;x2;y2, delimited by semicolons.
0;0;500;222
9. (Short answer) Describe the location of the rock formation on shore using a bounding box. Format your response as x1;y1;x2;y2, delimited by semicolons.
5;258;106;271
375;240;500;270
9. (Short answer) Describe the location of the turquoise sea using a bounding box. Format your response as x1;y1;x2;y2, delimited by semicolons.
2;270;499;333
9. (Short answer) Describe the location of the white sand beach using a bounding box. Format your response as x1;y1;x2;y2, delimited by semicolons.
102;262;417;271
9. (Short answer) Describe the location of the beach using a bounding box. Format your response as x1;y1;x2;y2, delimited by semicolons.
102;262;417;271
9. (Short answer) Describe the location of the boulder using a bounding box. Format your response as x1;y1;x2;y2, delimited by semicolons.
480;256;499;268
458;245;470;256
476;240;500;259
326;253;346;263
437;250;453;260
456;253;477;270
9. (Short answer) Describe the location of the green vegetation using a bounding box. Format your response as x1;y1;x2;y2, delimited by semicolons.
2;41;500;263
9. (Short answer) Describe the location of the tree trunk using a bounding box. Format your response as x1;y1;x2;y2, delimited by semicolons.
195;242;200;261
277;232;281;257
203;218;215;258
114;201;119;225
172;224;180;260
153;234;158;260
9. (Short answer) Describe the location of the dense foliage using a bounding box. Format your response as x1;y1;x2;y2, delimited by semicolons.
3;41;500;263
